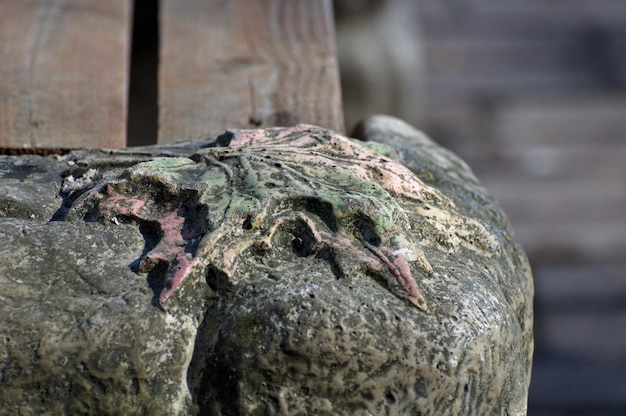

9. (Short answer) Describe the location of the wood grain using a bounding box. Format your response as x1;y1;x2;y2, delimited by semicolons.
0;0;131;149
158;0;344;143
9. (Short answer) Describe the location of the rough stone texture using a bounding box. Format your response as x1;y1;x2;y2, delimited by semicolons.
0;116;533;415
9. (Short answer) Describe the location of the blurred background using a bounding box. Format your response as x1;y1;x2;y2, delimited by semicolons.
335;0;626;414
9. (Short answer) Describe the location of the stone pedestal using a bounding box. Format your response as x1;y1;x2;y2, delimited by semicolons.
0;116;533;415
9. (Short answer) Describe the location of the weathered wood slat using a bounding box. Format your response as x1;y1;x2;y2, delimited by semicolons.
0;0;131;149
158;0;344;144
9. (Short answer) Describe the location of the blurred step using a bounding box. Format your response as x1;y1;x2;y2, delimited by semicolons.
529;358;626;414
480;179;626;224
495;97;626;149
534;263;626;305
476;148;626;182
505;220;626;262
536;309;626;362
419;0;626;39
533;264;626;361
423;40;615;102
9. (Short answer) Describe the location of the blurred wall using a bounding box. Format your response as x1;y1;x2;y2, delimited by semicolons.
336;1;626;415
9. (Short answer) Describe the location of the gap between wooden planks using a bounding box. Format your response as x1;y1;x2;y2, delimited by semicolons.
0;0;344;150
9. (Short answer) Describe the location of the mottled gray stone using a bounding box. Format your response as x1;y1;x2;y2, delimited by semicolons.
0;155;66;220
0;219;212;415
0;116;533;415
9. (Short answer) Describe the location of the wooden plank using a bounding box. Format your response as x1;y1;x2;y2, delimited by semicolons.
159;0;344;144
0;0;131;149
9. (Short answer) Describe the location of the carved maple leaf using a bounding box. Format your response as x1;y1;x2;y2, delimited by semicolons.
66;125;452;312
